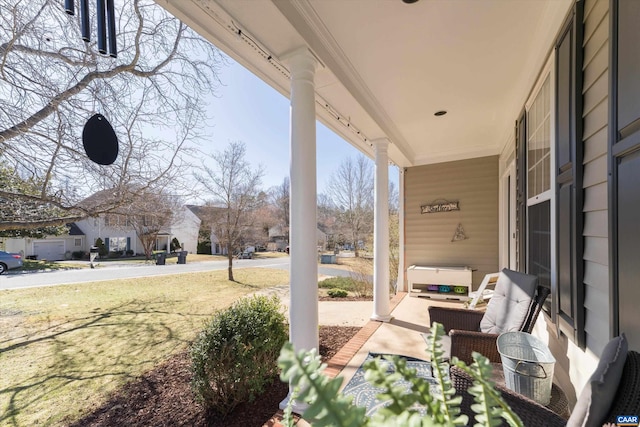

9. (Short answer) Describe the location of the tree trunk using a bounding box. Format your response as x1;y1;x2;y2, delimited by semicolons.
227;244;234;281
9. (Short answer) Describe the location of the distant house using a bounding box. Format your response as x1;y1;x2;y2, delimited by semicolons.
1;223;86;261
76;204;200;256
268;225;327;251
3;191;201;260
186;205;226;255
267;225;288;252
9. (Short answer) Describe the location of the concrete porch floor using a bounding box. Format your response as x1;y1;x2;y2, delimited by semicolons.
329;292;464;387
264;291;469;426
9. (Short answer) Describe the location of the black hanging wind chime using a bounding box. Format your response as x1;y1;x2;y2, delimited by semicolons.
64;0;119;166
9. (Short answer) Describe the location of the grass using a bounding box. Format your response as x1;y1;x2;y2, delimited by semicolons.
0;267;289;427
318;276;357;291
20;259;87;271
326;256;373;273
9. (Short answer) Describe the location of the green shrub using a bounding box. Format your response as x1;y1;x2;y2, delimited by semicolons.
94;238;107;256
170;237;181;252
197;241;211;254
318;276;356;291
71;251;85;260
190;295;288;415
327;288;349;298
107;250;123;258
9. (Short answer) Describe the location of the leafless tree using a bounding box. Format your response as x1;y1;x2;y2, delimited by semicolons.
269;177;290;242
327;155;374;257
0;0;223;232
122;191;181;260
195;141;265;281
388;178;400;287
388;180;399;215
317;192;338;249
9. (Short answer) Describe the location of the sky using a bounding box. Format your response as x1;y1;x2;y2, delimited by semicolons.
201;55;399;194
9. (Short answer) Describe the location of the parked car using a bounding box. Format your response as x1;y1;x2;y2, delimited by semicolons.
0;251;23;274
237;251;252;259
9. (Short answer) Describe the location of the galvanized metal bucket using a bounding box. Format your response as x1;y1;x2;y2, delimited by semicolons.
497;332;556;406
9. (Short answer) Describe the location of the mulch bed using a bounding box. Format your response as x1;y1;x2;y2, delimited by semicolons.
68;326;361;427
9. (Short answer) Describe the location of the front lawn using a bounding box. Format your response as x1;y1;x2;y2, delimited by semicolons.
0;268;289;426
20;259;88;272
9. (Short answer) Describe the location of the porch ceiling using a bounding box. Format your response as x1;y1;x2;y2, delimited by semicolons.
159;0;573;168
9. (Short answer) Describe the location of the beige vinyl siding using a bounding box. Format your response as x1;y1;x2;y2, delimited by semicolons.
404;156;499;287
581;0;610;356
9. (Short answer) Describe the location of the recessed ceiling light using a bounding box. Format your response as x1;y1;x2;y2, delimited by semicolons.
402;0;420;3
434;110;447;116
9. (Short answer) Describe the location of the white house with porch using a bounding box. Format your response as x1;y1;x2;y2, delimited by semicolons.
75;204;200;256
158;0;640;413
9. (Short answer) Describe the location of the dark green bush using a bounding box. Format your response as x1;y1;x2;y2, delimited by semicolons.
107;250;123;258
71;251;85;260
94;238;108;256
318;276;356;291
170;237;181;252
190;295;288;415
327;288;349;298
197;241;211;254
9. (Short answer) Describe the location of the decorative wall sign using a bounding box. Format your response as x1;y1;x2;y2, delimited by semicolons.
421;199;460;214
452;223;468;242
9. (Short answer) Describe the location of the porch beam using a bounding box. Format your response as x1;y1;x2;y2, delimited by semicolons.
280;47;319;413
371;138;392;322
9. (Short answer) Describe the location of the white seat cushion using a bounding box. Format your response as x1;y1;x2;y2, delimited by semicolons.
479;269;538;335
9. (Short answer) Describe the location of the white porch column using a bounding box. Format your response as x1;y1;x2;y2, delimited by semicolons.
280;47;319;413
397;167;406;291
371;138;392;322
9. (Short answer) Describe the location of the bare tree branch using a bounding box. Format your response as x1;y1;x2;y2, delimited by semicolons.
327;155;374;257
0;0;224;234
194;141;265;281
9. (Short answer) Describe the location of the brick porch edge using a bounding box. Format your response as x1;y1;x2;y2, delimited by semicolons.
264;292;407;427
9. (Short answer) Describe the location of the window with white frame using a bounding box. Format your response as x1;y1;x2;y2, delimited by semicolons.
527;76;551;200
109;237;127;252
526;74;553;294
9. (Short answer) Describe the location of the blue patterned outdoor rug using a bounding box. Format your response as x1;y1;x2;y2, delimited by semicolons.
341;353;438;417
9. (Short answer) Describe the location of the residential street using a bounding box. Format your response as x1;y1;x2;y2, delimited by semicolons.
0;257;352;290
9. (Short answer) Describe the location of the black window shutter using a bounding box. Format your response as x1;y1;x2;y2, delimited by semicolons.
611;0;640;350
555;3;584;348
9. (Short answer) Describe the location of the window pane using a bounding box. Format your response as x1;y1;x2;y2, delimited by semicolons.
110;237;127;252
527;75;551;199
529;200;551;289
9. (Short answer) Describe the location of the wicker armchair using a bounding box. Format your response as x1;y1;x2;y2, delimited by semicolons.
428;269;549;364
450;350;640;427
